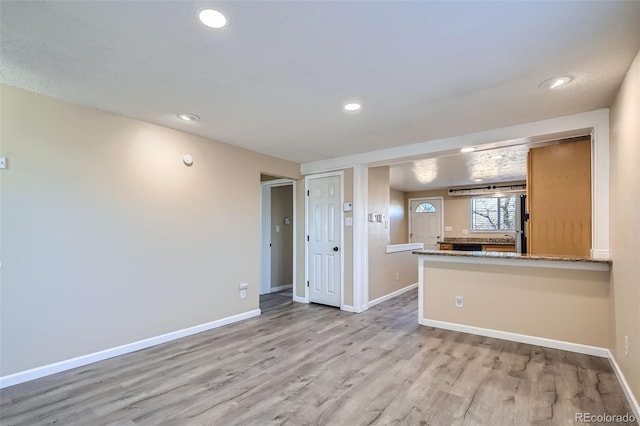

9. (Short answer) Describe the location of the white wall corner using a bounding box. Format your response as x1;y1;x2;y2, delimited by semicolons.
591;114;610;259
352;165;369;313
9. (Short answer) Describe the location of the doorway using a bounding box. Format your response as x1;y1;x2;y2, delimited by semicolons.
260;178;295;296
306;173;343;307
408;197;444;250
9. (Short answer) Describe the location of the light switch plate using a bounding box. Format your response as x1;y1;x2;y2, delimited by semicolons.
445;226;453;232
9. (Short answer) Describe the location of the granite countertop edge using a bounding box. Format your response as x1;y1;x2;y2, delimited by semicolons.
412;250;612;264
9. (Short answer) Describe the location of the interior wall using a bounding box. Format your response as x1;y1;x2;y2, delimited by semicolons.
609;48;640;401
0;85;301;376
270;185;293;288
423;262;610;348
368;167;417;302
389;188;408;244
406;184;524;240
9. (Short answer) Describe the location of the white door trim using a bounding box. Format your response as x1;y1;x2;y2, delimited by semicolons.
304;171;344;308
352;165;369;313
260;179;296;297
408;196;444;246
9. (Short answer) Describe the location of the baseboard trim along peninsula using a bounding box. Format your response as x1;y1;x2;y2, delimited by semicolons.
419;318;609;358
0;309;262;389
368;283;419;308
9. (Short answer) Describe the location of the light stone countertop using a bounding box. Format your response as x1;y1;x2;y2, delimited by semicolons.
413;249;612;265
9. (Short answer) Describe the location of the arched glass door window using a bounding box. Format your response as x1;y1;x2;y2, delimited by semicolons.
415;202;436;213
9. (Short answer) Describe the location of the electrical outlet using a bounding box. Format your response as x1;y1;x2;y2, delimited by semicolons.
240;289;247;299
624;335;629;356
455;296;463;308
395;272;399;281
0;157;6;170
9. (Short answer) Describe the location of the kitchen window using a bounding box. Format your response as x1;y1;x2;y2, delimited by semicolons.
471;195;516;231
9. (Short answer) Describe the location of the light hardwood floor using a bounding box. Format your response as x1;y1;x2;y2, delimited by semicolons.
1;289;635;425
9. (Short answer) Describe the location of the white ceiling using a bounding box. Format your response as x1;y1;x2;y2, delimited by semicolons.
1;1;639;170
389;144;530;192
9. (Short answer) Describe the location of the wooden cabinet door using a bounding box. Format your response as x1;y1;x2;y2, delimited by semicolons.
527;138;591;257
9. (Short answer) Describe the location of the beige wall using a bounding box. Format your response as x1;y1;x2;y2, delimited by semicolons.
609;49;640;399
270;185;293;288
368;167;418;301
407;185;523;239
0;85;300;376
423;262;610;348
389;188;408;244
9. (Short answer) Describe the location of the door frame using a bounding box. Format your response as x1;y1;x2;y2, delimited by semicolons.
304;171;344;307
407;196;445;246
260;179;296;296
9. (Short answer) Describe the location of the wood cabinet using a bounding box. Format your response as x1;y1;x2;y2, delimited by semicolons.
439;243;453;250
527;137;591;257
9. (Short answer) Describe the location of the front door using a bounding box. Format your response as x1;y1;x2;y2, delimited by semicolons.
410;198;442;250
307;175;341;307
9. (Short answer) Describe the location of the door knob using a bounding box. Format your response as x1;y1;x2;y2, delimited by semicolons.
333;247;339;252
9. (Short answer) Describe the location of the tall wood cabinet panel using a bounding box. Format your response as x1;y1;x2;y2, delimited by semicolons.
527;138;592;257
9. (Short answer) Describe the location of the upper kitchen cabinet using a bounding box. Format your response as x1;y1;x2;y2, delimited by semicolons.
527;137;592;257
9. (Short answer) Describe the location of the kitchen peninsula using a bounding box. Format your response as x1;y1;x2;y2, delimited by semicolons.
413;249;612;356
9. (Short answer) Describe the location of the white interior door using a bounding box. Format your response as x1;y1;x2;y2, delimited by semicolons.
410;198;442;250
307;175;341;307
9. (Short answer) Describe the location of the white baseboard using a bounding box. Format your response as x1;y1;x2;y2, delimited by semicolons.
268;284;293;293
419;318;609;358
341;305;356;313
368;282;418;308
0;309;261;389
607;350;640;421
293;296;309;304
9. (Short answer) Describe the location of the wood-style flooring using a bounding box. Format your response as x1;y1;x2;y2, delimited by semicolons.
0;289;635;425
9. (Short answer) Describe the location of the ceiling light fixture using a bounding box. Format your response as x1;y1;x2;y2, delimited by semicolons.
198;9;227;29
343;102;361;112
460;147;475;153
474;178;483;182
539;76;572;90
491;154;504;160
177;113;200;122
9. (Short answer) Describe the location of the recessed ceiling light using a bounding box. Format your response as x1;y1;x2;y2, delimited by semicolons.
198;9;227;29
461;147;475;153
491;154;504;160
177;113;200;122
474;178;483;182
344;102;361;112
539;76;572;90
